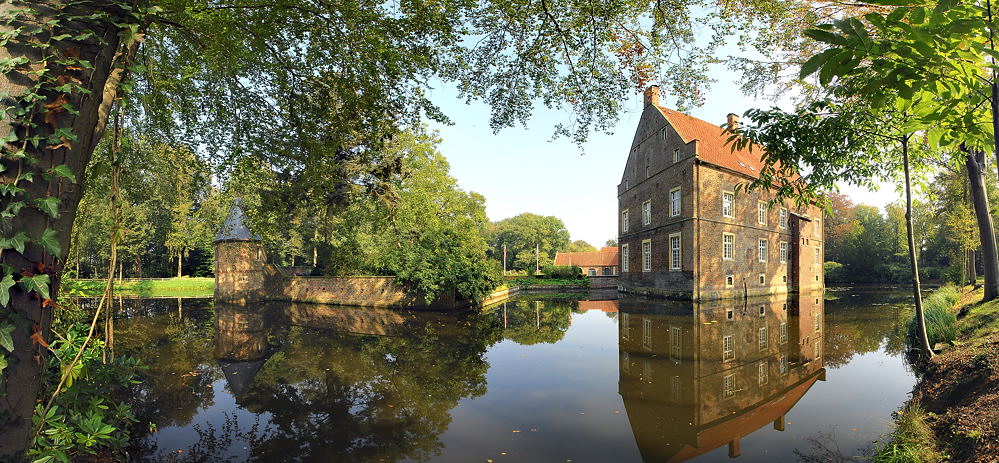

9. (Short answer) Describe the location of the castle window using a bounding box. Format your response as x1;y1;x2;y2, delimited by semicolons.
722;191;734;218
725;275;734;287
588;268;596;277
642;200;651;226
779;241;788;263
815;312;821;332
642;239;652;272
815;219;821;237
759;239;768;262
621;209;629;233
758;201;767;225
726;309;734;320
621;313;630;340
759;305;765;316
759;274;766;285
669;187;681;217
780;208;788;228
621;244;630;273
671;376;681;402
673;148;680;164
759;326;768;350
780;322;788;344
723;335;734;361
814;340;821;358
779;355;788;375
814;246;821;265
670;233;681;270
724;374;735;397
723;233;734;260
662;128;668;140
758;361;768;385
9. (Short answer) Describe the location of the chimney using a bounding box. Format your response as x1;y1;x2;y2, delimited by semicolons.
726;113;740;130
643;85;660;107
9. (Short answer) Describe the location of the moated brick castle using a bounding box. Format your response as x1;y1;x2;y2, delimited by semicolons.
618;86;824;300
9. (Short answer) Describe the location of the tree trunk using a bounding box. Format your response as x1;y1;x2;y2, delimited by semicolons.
134;255;142;279
902;136;933;357
965;147;999;301
177;254;183;278
970;249;978;286
0;2;128;457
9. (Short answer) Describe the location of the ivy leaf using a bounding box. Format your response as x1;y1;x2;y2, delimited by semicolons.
38;228;60;257
0;232;28;254
0;355;7;376
19;274;49;300
0;320;14;352
34;196;59;218
49;164;76;183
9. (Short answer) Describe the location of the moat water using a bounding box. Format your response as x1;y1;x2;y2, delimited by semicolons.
109;288;917;462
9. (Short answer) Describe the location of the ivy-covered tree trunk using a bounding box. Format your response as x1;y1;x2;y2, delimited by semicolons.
0;1;127;457
965;148;999;301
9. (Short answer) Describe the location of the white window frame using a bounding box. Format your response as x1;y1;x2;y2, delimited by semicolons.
669;233;681;271
814;340;821;358
779;241;788;263
723;373;735;397
642;200;651;226
621;244;629;273
779;355;789;375
725;275;734;287
758;201;767;225
671;375;681;402
621;209;629;233
779;208;788;229
779;322;788;344
662;128;668;140
642;239;652;272
758;361;768;385
722;191;735;218
669;187;681;217
645;163;650;179
759;238;768;263
723;233;734;261
723;335;734;361
814;246;821;266
587;268;596;277
815;312;821;332
673;148;680;164
759;326;768;350
621;313;630;340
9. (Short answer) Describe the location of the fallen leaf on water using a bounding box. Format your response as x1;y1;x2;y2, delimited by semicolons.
512;429;521;433
613;410;620;414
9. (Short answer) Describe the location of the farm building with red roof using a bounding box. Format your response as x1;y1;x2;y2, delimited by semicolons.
554;246;619;277
618;86;824;300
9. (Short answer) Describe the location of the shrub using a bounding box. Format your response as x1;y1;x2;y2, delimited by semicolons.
873;403;943;463
541;265;582;279
907;285;959;347
824;261;847;283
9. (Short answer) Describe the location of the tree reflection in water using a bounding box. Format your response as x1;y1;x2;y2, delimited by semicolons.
118;300;503;462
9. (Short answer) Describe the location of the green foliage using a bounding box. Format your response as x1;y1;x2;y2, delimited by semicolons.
565;240;597;253
485;214;571;273
873;403;944;463
823;261;846;284
541;265;583;279
28;322;142;462
907;285;960;347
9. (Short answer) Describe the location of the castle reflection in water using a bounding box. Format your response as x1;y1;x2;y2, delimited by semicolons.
126;291;826;462
615;292;825;462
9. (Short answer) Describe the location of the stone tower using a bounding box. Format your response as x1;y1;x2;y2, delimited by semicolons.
214;199;267;303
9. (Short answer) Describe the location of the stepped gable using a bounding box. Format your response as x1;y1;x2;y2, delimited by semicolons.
215;198;261;242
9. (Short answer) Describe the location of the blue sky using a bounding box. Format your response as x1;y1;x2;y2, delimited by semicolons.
425;73;897;247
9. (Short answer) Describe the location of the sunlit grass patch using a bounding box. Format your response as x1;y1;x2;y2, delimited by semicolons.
873;403;944;463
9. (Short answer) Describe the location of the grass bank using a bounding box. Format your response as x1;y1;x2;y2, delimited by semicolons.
62;277;215;298
877;285;999;462
510;277;590;290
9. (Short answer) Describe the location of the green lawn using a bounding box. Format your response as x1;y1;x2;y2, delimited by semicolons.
61;277;215;298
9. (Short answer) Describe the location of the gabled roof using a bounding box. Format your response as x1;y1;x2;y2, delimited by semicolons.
215;198;261;243
655;106;766;180
554;247;619;267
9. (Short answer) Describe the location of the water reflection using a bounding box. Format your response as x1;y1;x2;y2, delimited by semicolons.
104;288;916;462
618;292;825;462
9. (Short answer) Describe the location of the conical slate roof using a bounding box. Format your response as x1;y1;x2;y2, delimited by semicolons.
215;198;261;242
218;358;267;399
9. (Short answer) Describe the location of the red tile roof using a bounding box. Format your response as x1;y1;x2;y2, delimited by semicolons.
554;247;619;267
655;106;767;179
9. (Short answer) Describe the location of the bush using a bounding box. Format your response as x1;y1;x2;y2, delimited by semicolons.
541;265;582;279
907;285;959;346
824;261;847;283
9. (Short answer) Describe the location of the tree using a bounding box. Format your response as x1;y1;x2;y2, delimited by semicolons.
605;239;618;247
565;240;598;253
0;0;871;456
487;214;571;273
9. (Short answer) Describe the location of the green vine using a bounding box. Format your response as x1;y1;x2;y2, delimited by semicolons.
0;0;155;388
